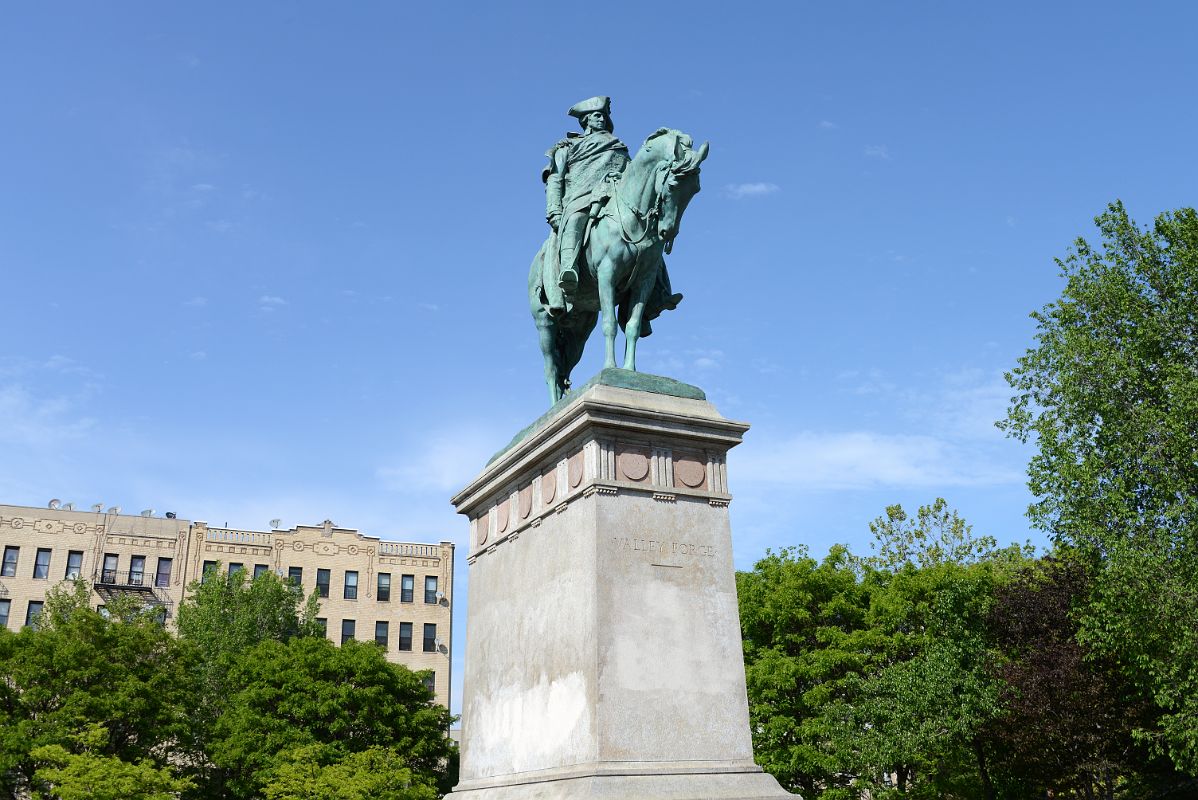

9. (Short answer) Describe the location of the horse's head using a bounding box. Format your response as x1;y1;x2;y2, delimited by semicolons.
641;128;709;252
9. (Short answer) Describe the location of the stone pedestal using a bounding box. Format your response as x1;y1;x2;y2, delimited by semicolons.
448;371;795;800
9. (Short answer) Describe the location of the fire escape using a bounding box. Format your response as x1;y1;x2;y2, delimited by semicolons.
92;567;173;622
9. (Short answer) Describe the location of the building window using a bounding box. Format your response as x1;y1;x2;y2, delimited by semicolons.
65;551;83;580
423;623;437;653
424;575;439;604
25;601;44;629
375;621;389;647
202;560;218;582
253;564;269;580
343;571;358;600
129;555;146;586
155;558;172;588
341;619;355;645
377;572;391;602
398;622;412;651
102;553;119;584
228;562;244;577
422;672;436;693
315;617;327;637
33;548;52;580
0;599;10;629
2;546;19;578
316;569;330;598
400;574;414;603
288;566;303;587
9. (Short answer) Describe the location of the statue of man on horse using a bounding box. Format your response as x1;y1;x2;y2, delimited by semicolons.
531;96;708;404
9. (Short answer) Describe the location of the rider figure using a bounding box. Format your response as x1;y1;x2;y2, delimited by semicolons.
542;96;630;313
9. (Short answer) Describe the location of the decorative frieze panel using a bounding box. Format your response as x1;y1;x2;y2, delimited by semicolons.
0;516;103;536
469;437;736;559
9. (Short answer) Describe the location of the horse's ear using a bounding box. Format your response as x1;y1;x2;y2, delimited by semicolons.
696;141;709;163
644;127;671;144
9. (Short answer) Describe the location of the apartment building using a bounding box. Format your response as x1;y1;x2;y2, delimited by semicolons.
0;502;454;707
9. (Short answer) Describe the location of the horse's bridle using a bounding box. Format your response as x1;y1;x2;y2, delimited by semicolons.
614;160;675;248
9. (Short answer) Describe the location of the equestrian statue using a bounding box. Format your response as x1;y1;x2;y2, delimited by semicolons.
529;96;708;404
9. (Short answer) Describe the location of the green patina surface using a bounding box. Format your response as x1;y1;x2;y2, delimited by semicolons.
488;368;705;465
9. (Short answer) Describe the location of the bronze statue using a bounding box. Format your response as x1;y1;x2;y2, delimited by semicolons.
530;97;708;403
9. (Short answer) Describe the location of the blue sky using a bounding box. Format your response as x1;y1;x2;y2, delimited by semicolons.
3;2;1196;713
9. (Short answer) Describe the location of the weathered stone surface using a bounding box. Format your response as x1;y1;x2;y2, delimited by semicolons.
449;379;796;799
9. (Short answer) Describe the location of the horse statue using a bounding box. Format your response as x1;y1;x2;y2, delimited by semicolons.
529;128;708;403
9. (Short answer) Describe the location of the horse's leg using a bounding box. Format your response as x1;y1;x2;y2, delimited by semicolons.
622;299;646;371
535;311;561;403
621;268;657;372
598;256;619;370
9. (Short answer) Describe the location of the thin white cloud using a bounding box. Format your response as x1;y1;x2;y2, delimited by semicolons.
377;425;504;494
687;348;724;370
735;430;1021;491
206;220;234;233
819;120;838;130
258;295;287;312
724;182;780;200
0;385;96;446
184;296;207;307
864;145;891;160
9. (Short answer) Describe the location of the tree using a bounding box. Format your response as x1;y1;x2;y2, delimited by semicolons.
175;565;322;667
31;725;193;800
260;745;438;800
0;583;189;796
737;544;874;798
738;501;1031;799
206;637;454;798
173;565;322;795
1002;202;1198;772
983;557;1157;798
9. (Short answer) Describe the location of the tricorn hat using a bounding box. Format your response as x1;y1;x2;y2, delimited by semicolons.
568;95;612;120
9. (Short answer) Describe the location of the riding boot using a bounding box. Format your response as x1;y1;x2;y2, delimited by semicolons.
543;235;567;315
558;247;580;296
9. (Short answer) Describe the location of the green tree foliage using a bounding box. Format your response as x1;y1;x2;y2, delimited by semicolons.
737;544;873;797
173;564;324;794
206;637;454;798
175;564;322;670
0;583;189;796
831;503;1027;800
739;501;1030;799
1001;202;1198;772
0;572;454;799
31;725;193;800
261;745;438;800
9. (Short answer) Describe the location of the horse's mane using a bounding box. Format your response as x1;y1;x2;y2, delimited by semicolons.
641;128;702;177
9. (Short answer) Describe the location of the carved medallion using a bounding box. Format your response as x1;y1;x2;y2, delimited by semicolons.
674;456;707;489
496;499;510;533
568;451;584;488
518;484;533;519
476;516;488;547
618;447;650;482
542;466;557;504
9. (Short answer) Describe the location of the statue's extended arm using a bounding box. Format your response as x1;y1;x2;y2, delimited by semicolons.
545;146;567;231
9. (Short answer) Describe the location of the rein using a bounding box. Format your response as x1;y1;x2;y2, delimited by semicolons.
613;160;673;247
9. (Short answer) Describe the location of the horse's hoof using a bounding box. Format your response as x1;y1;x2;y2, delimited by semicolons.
559;269;579;292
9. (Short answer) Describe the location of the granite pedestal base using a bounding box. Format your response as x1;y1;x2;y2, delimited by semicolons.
448;371;796;800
